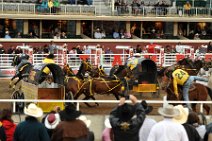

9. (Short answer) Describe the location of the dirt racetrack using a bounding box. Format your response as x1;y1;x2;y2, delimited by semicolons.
0;78;211;115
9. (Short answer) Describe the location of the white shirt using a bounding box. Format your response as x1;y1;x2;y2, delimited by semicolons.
147;118;189;141
196;125;206;139
176;45;191;54
139;118;157;141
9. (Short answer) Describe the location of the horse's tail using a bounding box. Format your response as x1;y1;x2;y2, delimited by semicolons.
206;86;212;100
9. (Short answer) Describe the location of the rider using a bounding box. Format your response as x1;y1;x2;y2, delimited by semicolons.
39;53;55;83
165;68;208;109
16;53;30;74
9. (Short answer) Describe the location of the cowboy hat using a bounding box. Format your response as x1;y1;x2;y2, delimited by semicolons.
117;103;135;121
46;53;55;59
44;113;61;129
24;103;43;118
104;118;111;128
173;105;189;124
59;104;81;121
158;104;180;118
78;115;91;128
141;100;153;114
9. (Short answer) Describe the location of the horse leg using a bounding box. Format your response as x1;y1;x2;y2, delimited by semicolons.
9;74;18;88
203;104;210;115
83;95;98;107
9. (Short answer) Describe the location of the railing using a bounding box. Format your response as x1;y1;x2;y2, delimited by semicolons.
0;2;211;17
0;99;211;113
0;53;212;69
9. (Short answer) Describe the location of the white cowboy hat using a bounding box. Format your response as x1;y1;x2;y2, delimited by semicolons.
158;104;180;118
104;118;111;128
44;113;61;129
24;103;43;118
173;105;189;124
78;115;91;128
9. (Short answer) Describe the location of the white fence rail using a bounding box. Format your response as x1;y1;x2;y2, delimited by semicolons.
0;53;212;69
0;99;211;113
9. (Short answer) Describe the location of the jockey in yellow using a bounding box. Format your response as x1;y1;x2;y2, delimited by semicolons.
39;53;55;83
165;68;208;109
42;53;55;74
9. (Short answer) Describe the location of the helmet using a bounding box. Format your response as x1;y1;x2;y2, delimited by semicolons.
20;53;29;60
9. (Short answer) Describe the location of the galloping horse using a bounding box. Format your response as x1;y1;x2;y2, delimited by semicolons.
73;65;132;103
9;54;33;89
166;81;212;115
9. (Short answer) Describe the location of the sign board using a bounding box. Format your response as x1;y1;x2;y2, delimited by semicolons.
0;68;15;77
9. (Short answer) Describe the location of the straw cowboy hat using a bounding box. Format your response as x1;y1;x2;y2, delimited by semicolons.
173;105;189;124
104;118;111;128
44;113;61;129
158;104;180;118
24;103;43;118
59;104;81;121
78;115;91;128
141;100;153;114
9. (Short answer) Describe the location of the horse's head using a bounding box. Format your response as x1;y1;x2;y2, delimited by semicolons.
89;66;107;77
63;64;75;76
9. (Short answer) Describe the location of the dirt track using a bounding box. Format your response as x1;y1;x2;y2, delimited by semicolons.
0;78;211;115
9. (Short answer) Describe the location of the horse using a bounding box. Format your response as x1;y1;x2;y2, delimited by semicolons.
73;65;133;105
9;54;33;89
166;81;212;115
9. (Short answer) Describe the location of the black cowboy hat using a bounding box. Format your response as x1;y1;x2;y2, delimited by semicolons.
47;53;55;59
59;104;81;121
116;103;135;122
141;100;153;114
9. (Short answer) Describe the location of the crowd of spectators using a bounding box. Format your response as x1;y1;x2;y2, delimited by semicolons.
0;95;212;141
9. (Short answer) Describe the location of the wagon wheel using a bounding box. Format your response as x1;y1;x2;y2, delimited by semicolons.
11;90;25;113
64;91;74;107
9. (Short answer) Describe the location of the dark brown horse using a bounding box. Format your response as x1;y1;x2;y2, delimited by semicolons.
166;81;212;115
74;65;132;103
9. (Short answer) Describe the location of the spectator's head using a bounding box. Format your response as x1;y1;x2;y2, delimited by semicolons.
59;104;81;121
5;31;9;35
24;103;43;118
186;112;201;126
173;105;189;124
0;44;3;48
141;100;153;114
158;104;180;118
44;113;61;129
46;53;55;59
117;103;135;122
0;109;13;121
78;115;91;128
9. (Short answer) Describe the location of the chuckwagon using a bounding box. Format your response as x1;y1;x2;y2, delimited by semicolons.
128;58;160;96
11;63;65;112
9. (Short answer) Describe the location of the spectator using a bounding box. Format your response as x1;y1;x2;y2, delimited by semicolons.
53;0;60;13
48;40;57;54
173;105;201;141
13;103;50;141
186;111;207;139
184;1;191;16
7;46;15;54
135;44;142;53
15;32;22;38
102;118;114;141
194;33;200;40
94;28;102;39
0;44;5;54
147;104;188;141
109;95;146;141
207;41;212;53
51;104;88;141
43;113;60;138
60;32;67;39
131;0;140;15
84;45;91;54
204;123;212;141
78;115;94;141
48;0;54;13
28;32;35;38
43;44;49;54
76;45;83;54
4;31;11;39
53;32;60;39
113;29;120;39
139;100;156;141
0;120;6;141
0;109;16;141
